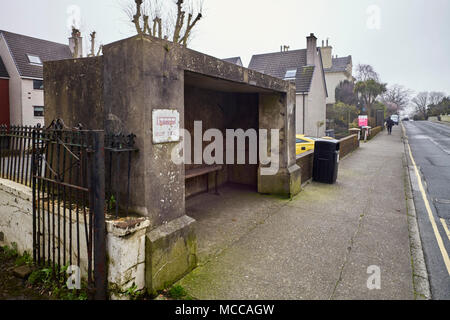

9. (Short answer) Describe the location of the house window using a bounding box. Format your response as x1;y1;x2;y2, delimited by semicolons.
33;80;44;90
27;54;42;66
284;69;297;80
33;106;44;117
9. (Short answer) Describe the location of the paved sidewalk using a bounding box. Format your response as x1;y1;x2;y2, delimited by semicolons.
178;126;415;300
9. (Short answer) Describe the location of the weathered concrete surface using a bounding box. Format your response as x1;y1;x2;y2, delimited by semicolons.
44;57;104;129
106;217;150;300
178;126;415;299
146;215;197;296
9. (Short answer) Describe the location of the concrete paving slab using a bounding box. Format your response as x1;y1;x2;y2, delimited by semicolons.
178;126;415;300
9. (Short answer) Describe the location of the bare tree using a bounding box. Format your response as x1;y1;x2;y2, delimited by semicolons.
380;84;412;114
87;31;103;57
124;0;203;47
355;64;379;82
412;92;430;119
429;91;445;106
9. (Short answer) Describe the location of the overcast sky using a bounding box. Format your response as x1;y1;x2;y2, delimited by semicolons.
1;0;449;95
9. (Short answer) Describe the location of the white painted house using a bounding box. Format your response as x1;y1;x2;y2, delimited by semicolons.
320;40;354;107
249;33;328;137
0;30;73;127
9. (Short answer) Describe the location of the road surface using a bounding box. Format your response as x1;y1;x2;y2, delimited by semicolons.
404;121;450;300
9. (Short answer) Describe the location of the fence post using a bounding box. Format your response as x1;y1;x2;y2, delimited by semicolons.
91;131;106;300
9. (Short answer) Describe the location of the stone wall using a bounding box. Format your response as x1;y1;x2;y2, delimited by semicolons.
339;134;359;159
0;178;149;299
368;126;383;140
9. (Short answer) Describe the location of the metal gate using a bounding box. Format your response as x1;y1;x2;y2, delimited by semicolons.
31;120;106;299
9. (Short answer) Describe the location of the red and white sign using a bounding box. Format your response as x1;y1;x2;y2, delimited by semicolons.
358;115;368;127
152;109;180;144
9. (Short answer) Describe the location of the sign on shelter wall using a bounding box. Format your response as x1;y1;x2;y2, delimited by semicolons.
152;109;180;144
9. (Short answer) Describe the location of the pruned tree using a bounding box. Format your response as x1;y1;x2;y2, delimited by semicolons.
88;31;103;57
380;84;412;115
355;64;379;82
412;92;430;119
125;0;203;47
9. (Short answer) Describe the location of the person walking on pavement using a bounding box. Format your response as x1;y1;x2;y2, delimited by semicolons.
386;117;394;135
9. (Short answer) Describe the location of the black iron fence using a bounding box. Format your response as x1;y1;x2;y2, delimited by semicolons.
0;120;138;300
0;125;34;185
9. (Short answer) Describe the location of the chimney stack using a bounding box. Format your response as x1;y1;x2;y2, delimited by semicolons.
321;38;333;69
69;27;83;58
306;33;317;65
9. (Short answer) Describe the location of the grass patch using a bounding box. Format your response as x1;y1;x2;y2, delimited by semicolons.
167;285;194;300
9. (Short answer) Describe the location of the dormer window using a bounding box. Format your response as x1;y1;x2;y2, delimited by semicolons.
284;69;297;80
27;54;42;66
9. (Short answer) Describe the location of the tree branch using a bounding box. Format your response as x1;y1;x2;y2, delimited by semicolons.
133;0;144;35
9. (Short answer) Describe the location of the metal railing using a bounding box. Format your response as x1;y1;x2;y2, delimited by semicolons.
0;125;35;185
0;120;138;299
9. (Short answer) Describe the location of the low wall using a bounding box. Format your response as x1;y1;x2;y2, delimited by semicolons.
0;178;149;299
296;150;314;185
340;134;359;159
368;126;382;140
295;135;359;185
441;115;450;122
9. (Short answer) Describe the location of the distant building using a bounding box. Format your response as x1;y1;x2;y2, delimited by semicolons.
223;57;243;67
320;40;353;106
249;33;328;137
0;30;73;126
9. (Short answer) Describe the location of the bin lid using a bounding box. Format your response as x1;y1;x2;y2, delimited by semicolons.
315;138;340;152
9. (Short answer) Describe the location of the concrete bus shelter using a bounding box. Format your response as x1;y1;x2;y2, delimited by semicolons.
44;35;301;294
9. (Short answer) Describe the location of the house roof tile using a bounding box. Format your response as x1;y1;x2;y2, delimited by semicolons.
223;57;243;67
248;49;314;93
324;56;352;73
0;30;72;79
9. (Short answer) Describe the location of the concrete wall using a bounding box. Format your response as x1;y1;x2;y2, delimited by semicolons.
184;85;259;197
44;35;301;294
296;150;314;184
44;57;104;130
0;177;150;299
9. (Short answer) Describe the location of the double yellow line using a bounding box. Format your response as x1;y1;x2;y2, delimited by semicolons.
403;125;450;276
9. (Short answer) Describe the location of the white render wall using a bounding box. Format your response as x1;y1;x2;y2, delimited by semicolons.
0;35;46;127
296;50;327;137
0;178;150;299
21;79;44;127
